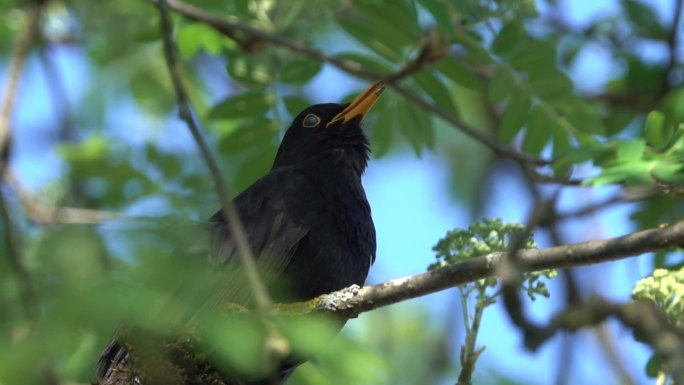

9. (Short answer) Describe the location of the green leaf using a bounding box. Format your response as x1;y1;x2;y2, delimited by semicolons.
145;144;183;179
283;95;311;117
670;123;684;151
552;130;573;176
203;315;265;376
279;58;322;85
644;110;673;148
651;160;684;182
436;57;484;92
523;106;554;154
583;162;651;186
416;0;454;34
279;316;338;357
492;21;526;57
226;51;273;86
396;98;434;155
645;353;662;378
218;119;278;154
563;104;606;136
177;23;225;57
414;71;457;114
353;0;420;45
509;41;557;73
489;65;516;103
622;0;669;40
337;18;403;62
233;146;277;192
499;93;531;141
527;68;574;97
367;96;394;157
452;32;493;65
208;92;275;120
617;139;646;162
130;70;174;115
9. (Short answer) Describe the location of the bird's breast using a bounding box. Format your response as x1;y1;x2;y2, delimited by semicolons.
278;172;376;301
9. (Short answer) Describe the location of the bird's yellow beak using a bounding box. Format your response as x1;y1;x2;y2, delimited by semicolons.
327;81;385;127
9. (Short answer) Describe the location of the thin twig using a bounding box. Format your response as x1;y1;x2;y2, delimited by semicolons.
5;172;122;224
0;188;36;318
155;0;272;311
664;0;683;89
0;1;43;320
155;3;289;373
455;286;488;385
0;2;42;168
147;0;547;166
524;298;684;384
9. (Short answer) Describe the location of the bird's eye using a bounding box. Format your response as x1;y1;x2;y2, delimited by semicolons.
302;114;321;128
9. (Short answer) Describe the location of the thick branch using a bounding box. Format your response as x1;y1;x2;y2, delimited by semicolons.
310;220;684;318
523;298;684;384
100;220;684;385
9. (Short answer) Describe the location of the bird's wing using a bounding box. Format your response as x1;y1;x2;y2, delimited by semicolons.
204;171;309;307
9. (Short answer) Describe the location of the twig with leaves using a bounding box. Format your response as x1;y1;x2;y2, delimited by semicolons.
0;0;44;320
146;0;547;166
155;0;289;376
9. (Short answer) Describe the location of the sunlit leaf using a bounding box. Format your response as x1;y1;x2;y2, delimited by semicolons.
617;139;646;161
226;51;273;86
644;110;673;149
177;22;225;57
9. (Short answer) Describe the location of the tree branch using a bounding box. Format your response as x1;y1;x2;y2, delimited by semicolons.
5;171;122;224
147;0;547;166
155;0;272;311
101;220;684;384
308;220;684;318
0;0;43;320
524;298;684;384
155;2;290;376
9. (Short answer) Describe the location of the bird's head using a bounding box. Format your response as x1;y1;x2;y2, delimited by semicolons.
272;81;385;175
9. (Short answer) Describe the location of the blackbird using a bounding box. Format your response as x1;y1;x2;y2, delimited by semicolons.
97;81;385;384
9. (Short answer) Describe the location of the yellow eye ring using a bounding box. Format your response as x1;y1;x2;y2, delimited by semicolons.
302;114;321;128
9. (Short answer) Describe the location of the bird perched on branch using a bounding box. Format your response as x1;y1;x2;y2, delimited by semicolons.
97;81;385;385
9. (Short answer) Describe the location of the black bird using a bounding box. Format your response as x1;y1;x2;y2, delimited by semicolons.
97;81;385;384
